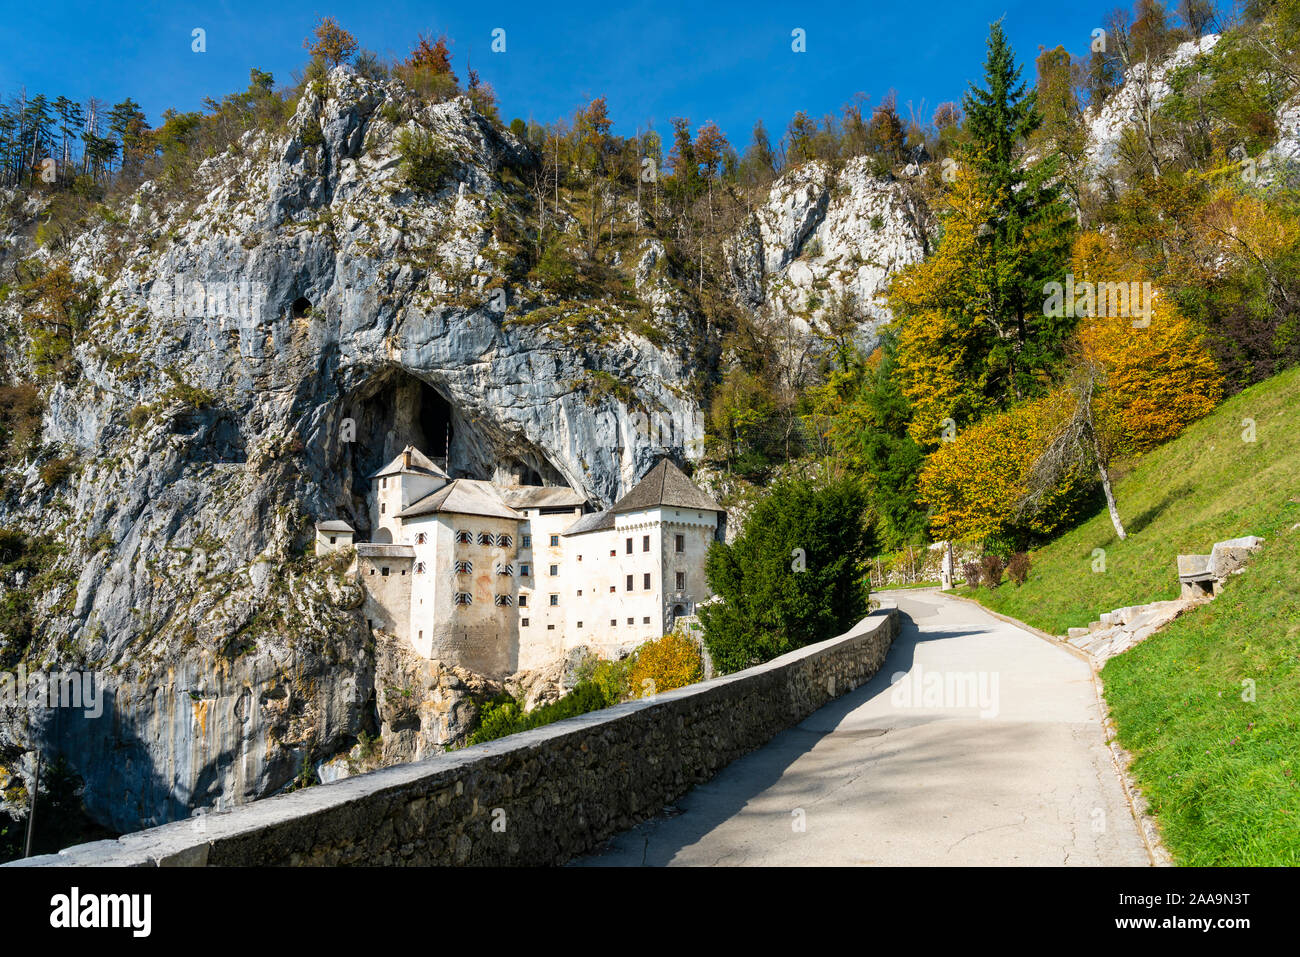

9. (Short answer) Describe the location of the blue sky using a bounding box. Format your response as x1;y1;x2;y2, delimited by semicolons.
0;1;1191;146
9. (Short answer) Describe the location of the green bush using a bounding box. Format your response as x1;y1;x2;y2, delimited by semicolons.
397;128;454;194
467;680;612;745
700;474;876;673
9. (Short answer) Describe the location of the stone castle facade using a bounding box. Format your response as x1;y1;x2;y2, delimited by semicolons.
316;448;726;678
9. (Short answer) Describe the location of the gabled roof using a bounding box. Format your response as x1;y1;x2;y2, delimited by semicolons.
562;508;616;537
610;458;722;515
368;445;450;480
398;479;524;521
315;520;355;533
498;485;588;509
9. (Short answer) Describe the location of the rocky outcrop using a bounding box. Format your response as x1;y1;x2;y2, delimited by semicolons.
725;158;932;348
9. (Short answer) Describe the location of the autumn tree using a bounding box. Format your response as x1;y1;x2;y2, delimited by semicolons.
304;16;359;69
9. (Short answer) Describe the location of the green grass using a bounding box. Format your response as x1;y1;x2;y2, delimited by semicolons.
962;365;1300;865
1102;525;1300;865
974;365;1300;634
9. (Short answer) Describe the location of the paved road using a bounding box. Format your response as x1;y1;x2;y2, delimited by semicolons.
574;590;1149;866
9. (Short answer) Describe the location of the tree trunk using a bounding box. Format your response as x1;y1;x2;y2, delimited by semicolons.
1093;432;1126;540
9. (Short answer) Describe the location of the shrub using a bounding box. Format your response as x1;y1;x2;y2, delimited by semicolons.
700;474;875;674
1007;551;1031;586
39;455;75;488
980;554;1005;588
397;128;453;194
574;654;634;704
627;632;703;698
467;680;611;745
961;560;983;588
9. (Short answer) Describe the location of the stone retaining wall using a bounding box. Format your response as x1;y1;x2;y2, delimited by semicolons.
12;609;896;867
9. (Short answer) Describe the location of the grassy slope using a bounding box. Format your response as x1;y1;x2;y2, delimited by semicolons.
966;366;1300;864
976;365;1300;634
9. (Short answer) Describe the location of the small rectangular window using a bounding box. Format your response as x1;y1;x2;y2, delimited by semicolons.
329;535;336;544
549;594;558;606
519;595;528;607
675;534;684;553
643;616;650;624
610;549;616;557
643;535;650;551
643;573;651;589
627;617;634;625
610;619;617;626
457;530;473;544
626;574;633;591
497;533;513;547
547;624;555;630
522;534;531;548
381;503;386;514
676;571;685;590
609;585;615;593
520;563;531;577
549;563;559;576
577;589;583;596
381;566;390;576
577;621;583;628
550;535;559;546
453;592;472;605
494;594;514;606
478;532;493;545
521;617;530;627
626;537;632;554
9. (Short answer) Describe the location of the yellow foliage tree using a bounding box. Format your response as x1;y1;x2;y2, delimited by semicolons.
917;393;1092;543
627;632;703;698
889;165;999;446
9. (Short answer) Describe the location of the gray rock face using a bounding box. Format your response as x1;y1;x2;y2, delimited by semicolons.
725;158;932;351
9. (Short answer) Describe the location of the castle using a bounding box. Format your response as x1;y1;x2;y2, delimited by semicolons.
315;447;726;678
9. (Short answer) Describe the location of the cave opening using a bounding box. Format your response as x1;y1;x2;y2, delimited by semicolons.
291;296;312;319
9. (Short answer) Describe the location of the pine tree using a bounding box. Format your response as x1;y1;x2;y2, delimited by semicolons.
960;19;1075;400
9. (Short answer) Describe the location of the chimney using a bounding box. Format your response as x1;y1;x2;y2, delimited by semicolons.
402;448;412;470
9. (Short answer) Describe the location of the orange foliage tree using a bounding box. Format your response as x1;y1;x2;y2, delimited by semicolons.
1071;232;1223;453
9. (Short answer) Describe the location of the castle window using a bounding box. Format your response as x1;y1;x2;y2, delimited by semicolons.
675;534;685;553
453;592;472;605
577;554;582;562
382;477;387;488
456;530;473;544
643;616;650;624
497;563;514;576
547;624;555;630
609;586;615;593
610;549;616;558
643;535;650;551
627;617;634;625
329;536;336;544
626;574;633;591
644;573;651;589
454;560;472;574
478;532;493;546
522;618;530;627
496;533;512;547
381;503;386;514
495;594;513;606
549;594;558;606
381;567;390;577
626;537;632;554
577;589;582;596
519;595;527;606
415;532;427;545
522;534;531;548
415;562;425;574
550;535;559;546
549;564;558;576
610;619;616;626
676;571;686;590
520;563;531;577
577;621;583;628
